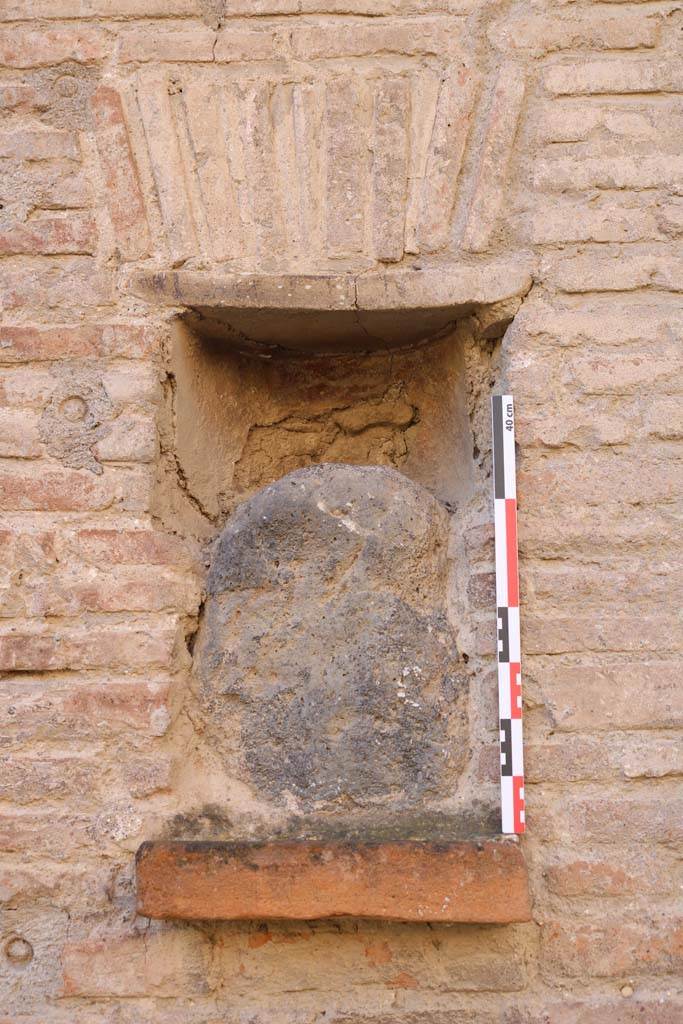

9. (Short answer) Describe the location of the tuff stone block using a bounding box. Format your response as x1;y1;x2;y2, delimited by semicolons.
190;463;476;831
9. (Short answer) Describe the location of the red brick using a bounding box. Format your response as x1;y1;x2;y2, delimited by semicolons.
0;678;172;741
490;9;659;54
568;343;680;396
117;22;215;62
545;850;679;898
0;25;108;68
519;448;680;508
0;810;124;856
90;86;151;260
542;915;683;979
534;155;682;193
0;465;150;512
291;17;465;59
0;323;157;362
0;258;113;311
0;81;37;112
0;128;80;160
94;413;157;463
524;612;680;656
533;791;683;846
0;408;41;457
462;64;526;253
76;528;197;566
529;660;681;731
62;928;212;998
0;621;177;672
1;0;201;14
0;214;97;256
0;755;94;805
214;25;288;62
544;59;683;96
538;998;683;1024
137;839;531;924
24;566;200;616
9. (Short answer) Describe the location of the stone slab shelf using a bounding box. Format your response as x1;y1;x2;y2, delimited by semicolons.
136;839;531;923
128;258;533;354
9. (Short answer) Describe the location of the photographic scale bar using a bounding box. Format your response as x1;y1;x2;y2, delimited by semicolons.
491;394;525;835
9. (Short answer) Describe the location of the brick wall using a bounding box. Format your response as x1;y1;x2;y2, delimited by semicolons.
1;1;682;1022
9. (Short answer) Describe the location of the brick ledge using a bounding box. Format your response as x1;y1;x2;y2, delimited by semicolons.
136;839;530;923
126;259;534;354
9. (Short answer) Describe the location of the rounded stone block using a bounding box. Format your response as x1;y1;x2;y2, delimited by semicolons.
192;463;468;821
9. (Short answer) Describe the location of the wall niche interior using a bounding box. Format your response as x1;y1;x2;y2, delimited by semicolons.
150;310;510;862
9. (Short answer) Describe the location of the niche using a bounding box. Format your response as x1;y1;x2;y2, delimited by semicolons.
139;282;530;924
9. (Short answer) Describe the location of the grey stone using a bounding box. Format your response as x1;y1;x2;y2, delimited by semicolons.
192;463;468;819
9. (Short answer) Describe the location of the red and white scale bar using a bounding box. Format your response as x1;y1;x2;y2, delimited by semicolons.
492;395;525;834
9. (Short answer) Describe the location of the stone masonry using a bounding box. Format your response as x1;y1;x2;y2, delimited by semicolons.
1;1;682;1023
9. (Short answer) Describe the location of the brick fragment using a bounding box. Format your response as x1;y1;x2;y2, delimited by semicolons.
76;528;196;566
94;412;157;462
545;850;680;897
0;214;97;256
520;447;680;508
137;839;531;923
0;82;37;112
0;25;107;68
544;59;683;96
214;25;288;61
0;408;41;457
524;612;680;656
0;323;157;362
568;343;680;395
490;9;659;54
542;915;683;979
534;155;683;192
0;620;177;672
0;678;172;741
210;914;529;994
292;17;465;59
415;65;478;253
462;65;525;252
0;465;150;512
0;129;79;160
61;928;212;998
1;0;201;15
525;734;683;783
24;566;199;616
534;791;683;845
534;997;683;1024
523;202;658;246
90;86;150;259
117;22;216;63
0;756;94;805
0;257;113;311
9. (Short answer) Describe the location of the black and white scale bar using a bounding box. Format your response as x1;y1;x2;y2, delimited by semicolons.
491;395;525;835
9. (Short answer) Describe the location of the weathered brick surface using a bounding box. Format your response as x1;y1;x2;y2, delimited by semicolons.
0;2;681;1021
